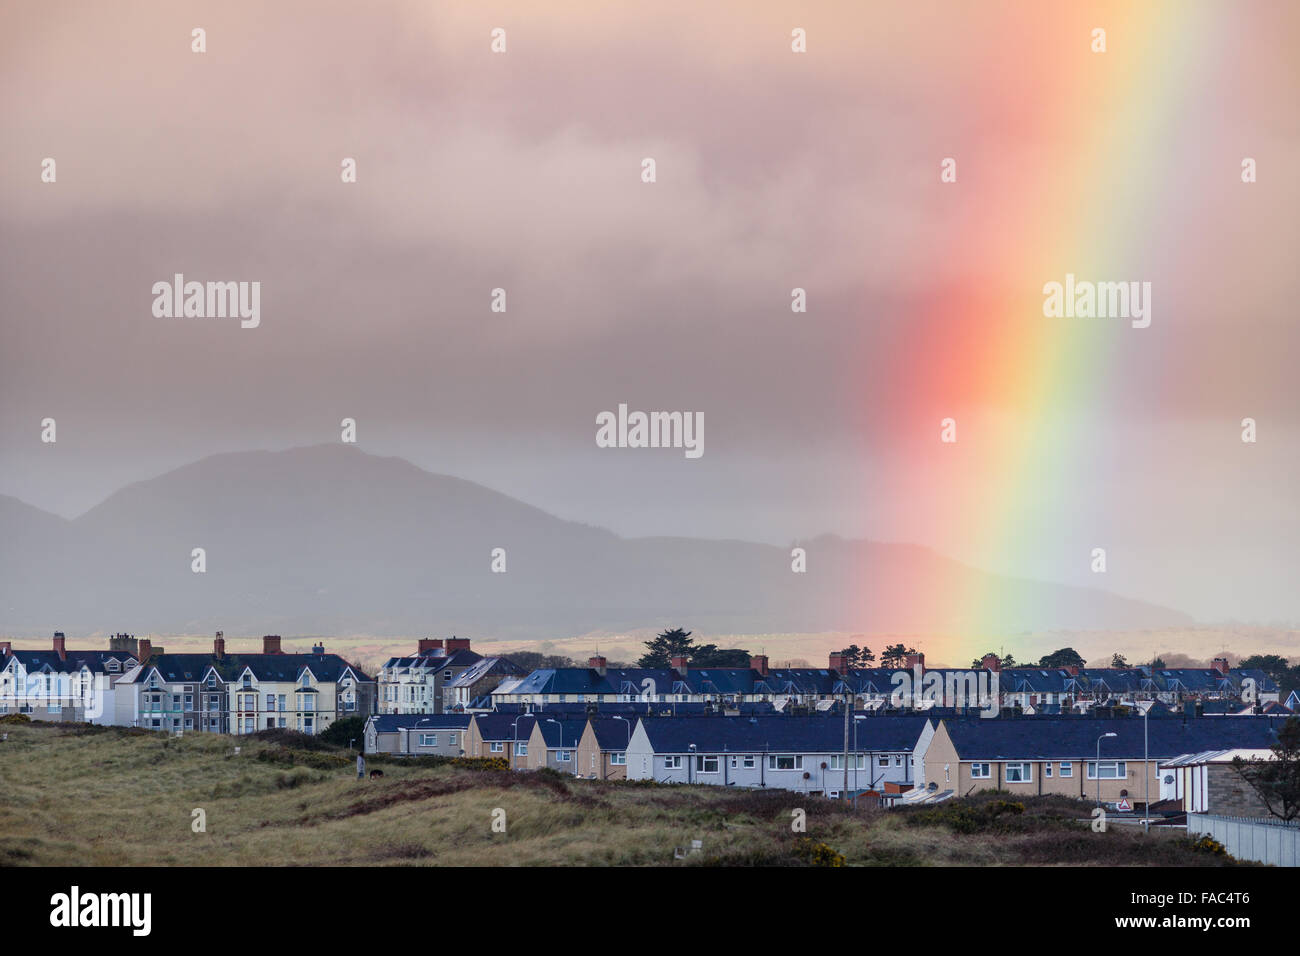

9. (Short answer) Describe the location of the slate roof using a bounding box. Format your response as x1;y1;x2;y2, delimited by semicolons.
1;648;138;674
533;717;589;748
367;714;472;734
634;714;930;754
470;713;537;741
939;715;1290;761
381;649;482;673
449;656;526;688
119;652;373;684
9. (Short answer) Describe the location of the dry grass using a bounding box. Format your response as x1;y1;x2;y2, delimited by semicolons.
0;722;1248;866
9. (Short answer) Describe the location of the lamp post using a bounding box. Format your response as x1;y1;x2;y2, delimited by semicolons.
1143;706;1150;831
688;743;697;784
611;715;630;780
409;717;431;755
1096;732;1118;807
512;714;530;768
852;714;868;808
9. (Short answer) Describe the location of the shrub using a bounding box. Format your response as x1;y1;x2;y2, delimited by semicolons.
793;838;846;867
0;713;31;724
1191;835;1228;857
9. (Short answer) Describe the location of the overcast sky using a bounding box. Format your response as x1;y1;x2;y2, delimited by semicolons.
1;1;1296;625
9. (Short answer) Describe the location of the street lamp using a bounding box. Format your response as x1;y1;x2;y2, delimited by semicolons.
1143;706;1150;831
610;715;630;780
688;742;697;784
1096;732;1118;807
513;714;531;768
852;714;868;809
409;717;431;755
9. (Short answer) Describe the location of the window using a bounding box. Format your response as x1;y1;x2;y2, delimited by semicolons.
447;733;457;746
1045;763;1053;778
1087;761;1126;780
695;755;719;773
490;742;505;753
768;755;802;771
556;750;572;762
894;755;903;766
611;752;627;765
970;762;992;779
1059;762;1073;777
1005;762;1032;783
742;755;755;769
516;743;527;756
265;694;276;711
664;755;683;770
419;734;437;746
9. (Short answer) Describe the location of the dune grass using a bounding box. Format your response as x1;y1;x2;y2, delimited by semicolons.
0;721;1245;866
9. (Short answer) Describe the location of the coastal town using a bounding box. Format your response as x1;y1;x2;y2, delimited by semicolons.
4;629;1295;866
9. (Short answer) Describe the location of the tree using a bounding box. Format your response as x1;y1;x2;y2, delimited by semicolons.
1038;647;1086;669
319;715;367;749
689;644;751;667
1238;655;1300;698
836;644;875;668
880;643;917;669
504;651;577;671
1232;717;1300;822
1111;653;1129;668
636;628;694;668
1150;656;1167;669
971;651;1016;669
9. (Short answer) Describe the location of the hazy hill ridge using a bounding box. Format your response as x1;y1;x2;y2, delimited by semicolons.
0;445;1192;638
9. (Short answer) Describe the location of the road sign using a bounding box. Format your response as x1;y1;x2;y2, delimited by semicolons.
1116;798;1132;812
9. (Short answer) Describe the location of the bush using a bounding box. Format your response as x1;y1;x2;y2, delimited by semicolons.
793;838;846;867
0;713;31;724
1191;835;1228;857
319;715;367;749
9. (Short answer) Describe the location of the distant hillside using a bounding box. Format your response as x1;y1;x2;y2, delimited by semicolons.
0;445;1192;638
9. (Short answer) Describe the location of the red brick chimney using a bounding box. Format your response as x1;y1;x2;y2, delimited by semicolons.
138;638;153;660
445;637;471;653
52;631;67;661
981;654;1001;673
749;654;769;677
213;631;225;659
1211;657;1230;676
588;655;607;676
1066;664;1080;676
417;639;444;655
670;655;690;675
828;652;850;673
0;641;11;656
262;634;283;655
905;652;925;672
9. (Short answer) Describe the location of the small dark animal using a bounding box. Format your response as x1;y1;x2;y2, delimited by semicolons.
369;769;384;779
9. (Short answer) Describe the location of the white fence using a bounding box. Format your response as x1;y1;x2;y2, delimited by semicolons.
1187;813;1299;867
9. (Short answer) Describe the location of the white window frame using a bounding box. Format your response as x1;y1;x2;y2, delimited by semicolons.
970;762;992;779
1087;760;1126;780
1005;762;1032;783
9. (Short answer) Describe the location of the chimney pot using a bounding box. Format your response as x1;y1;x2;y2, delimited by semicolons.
262;635;283;655
213;634;226;659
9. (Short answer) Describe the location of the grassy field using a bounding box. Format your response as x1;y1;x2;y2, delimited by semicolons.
0;721;1247;867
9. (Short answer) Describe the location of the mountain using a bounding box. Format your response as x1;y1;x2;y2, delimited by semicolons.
0;445;1193;637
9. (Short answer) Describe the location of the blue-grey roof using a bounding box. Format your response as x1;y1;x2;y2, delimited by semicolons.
939;715;1292;760
635;714;930;754
470;713;537;741
2;648;138;674
368;714;471;733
